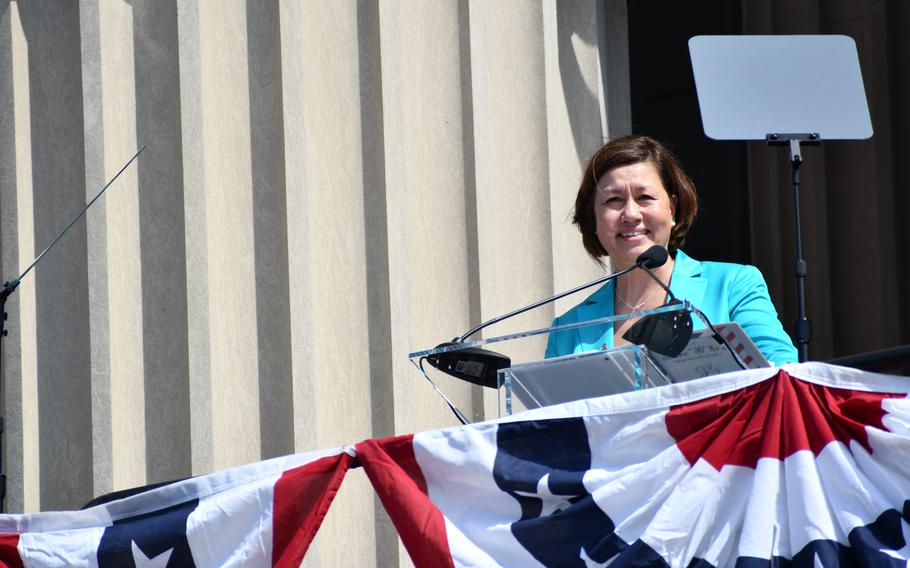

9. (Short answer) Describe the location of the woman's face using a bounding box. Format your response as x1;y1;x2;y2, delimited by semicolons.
594;161;676;268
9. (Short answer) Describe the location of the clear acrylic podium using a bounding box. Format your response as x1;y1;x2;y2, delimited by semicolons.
408;302;694;417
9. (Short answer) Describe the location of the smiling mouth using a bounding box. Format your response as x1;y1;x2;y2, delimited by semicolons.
620;230;649;238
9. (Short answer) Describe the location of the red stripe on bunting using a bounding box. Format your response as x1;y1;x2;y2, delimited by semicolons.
357;435;455;568
272;452;353;568
0;534;22;568
667;368;904;470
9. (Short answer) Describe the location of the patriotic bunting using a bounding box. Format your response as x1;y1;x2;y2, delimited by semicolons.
359;363;910;567
0;363;908;567
0;448;352;567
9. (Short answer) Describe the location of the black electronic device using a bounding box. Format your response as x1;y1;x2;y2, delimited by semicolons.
425;343;510;389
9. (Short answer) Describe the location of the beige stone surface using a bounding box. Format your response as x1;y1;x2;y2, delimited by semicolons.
280;1;378;564
15;2;94;513
0;0;630;560
381;0;477;438
132;0;192;489
81;0;148;500
0;0;40;513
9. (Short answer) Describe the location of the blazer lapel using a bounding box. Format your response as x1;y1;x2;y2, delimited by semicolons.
575;279;615;350
669;250;707;313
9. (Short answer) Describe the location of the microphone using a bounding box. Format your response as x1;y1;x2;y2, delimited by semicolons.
427;247;670;388
636;244;668;269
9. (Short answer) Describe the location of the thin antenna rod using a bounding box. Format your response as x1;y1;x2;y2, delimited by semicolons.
2;144;147;298
0;144;146;513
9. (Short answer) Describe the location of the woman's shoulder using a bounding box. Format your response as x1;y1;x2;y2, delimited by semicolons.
675;250;763;282
553;279;613;324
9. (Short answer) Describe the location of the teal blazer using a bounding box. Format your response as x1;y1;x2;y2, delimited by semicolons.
545;250;798;365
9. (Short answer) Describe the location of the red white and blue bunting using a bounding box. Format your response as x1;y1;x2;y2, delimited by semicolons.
1;363;908;567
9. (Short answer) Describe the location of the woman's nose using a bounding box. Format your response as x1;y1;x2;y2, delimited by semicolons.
621;200;641;221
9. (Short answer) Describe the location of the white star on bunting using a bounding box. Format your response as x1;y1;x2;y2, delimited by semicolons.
131;540;173;568
513;473;577;517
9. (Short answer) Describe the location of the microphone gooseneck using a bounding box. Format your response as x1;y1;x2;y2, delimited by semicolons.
634;245;677;302
458;263;640;343
457;244;670;346
429;246;670;395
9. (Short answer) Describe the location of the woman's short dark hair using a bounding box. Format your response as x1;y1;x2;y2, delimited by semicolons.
573;135;698;263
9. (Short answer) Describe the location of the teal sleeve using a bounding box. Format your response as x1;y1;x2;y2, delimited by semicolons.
544;316;562;359
545;314;585;359
729;265;798;365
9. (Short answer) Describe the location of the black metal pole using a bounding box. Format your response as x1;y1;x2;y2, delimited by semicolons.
0;281;20;512
789;139;811;362
0;291;7;512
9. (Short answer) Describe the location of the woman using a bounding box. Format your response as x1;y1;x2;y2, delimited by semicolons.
545;135;798;366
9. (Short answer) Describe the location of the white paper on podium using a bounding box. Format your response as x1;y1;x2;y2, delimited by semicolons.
649;322;770;382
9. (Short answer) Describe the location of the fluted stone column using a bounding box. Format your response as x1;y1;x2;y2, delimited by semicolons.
280;1;382;565
469;0;555;414
380;1;478;437
12;2;95;512
0;2;636;563
246;0;294;464
0;0;40;513
132;0;192;487
80;0;147;499
543;0;617;308
178;0;261;475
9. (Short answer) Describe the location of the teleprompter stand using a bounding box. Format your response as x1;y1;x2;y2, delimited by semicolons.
766;133;819;362
689;35;873;362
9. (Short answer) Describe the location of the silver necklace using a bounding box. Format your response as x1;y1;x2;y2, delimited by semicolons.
615;285;660;311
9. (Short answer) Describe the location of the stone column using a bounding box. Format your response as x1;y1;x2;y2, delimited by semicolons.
0;0;40;513
177;0;261;474
80;0;146;499
132;0;192;487
469;0;554;417
544;0;618;310
380;0;478;436
280;1;383;564
15;2;93;511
